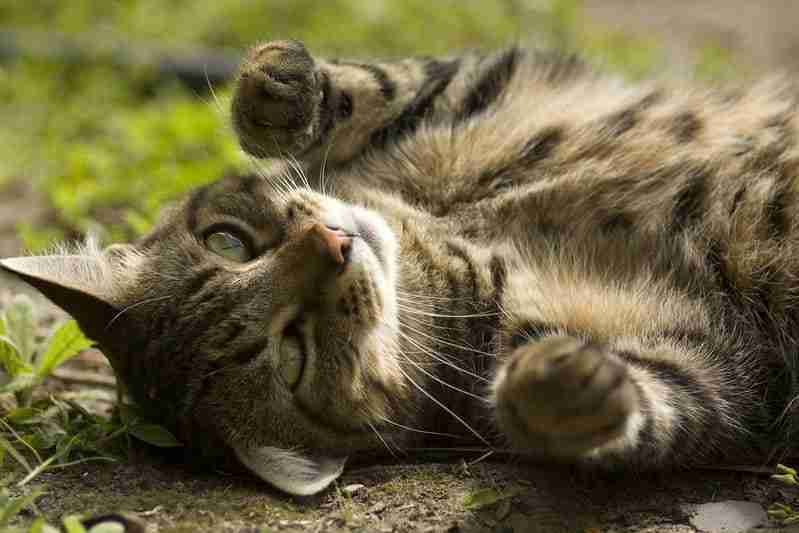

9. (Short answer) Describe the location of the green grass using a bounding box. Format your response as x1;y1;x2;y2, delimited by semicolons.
0;296;181;530
0;0;711;250
769;464;799;525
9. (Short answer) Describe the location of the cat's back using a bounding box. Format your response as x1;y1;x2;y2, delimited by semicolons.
350;49;799;227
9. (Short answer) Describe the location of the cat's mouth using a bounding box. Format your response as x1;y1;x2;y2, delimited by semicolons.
279;316;309;390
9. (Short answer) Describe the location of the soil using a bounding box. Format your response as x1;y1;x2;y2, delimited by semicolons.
6;4;799;530
10;449;799;533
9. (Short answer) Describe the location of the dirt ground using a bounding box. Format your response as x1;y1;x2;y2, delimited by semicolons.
6;2;799;531
12;444;799;532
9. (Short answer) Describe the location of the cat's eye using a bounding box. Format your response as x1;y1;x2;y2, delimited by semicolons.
204;231;253;262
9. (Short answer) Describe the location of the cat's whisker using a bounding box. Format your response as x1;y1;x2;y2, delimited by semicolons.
202;363;238;378
395;311;468;333
396;347;490;403
394;362;490;446
393;324;490;383
105;295;173;331
373;414;464;439
367;421;398;458
396;290;473;304
286;154;312;191
264;135;305;197
399;320;497;360
396;303;498;320
318;133;337;197
246;155;292;202
266;160;297;200
204;67;229;123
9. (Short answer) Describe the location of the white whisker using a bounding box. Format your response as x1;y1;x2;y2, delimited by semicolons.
367;421;398;458
399;320;497;360
397;304;499;320
374;414;463;439
394;324;490;383
395;363;490;446
397;347;490;403
105;295;173;331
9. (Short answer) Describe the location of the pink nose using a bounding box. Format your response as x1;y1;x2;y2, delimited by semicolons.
312;224;353;266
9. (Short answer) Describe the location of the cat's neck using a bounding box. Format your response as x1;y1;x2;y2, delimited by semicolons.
393;224;505;442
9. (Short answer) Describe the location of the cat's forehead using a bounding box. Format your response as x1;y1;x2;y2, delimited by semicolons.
185;173;280;228
141;173;281;246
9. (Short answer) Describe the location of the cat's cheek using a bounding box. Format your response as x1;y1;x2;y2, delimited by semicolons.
233;444;347;496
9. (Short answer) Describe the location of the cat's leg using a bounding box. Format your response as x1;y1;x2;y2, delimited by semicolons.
491;270;766;468
493;331;763;468
232;40;526;167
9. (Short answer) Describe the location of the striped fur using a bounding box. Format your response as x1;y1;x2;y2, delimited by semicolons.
229;41;797;469
8;41;799;494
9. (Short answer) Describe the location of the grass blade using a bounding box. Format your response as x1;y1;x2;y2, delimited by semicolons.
0;372;39;394
0;486;44;527
29;517;61;533
62;515;88;533
3;295;36;364
16;455;57;487
0;334;31;377
36;321;93;378
0;433;32;473
128;423;182;448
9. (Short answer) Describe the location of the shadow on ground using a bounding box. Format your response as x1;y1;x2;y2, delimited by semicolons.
12;450;796;532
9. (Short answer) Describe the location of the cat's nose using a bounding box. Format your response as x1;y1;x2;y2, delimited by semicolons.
311;223;353;266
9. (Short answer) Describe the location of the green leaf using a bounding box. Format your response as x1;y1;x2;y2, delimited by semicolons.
0;334;31;378
116;403;140;426
29;517;61;533
61;515;88;533
0;373;39;394
463;486;524;510
0;433;32;472
36;321;93;378
0;486;44;526
128;423;182;448
4;407;39;424
3;295;36;363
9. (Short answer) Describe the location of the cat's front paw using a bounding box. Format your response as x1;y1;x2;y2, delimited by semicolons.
232;40;323;158
494;336;639;458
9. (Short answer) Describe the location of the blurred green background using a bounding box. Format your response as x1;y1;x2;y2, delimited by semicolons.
0;0;746;251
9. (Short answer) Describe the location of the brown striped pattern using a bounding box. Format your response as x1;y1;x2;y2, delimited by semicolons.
45;42;799;486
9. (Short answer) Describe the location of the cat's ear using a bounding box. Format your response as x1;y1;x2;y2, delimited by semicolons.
0;254;118;342
233;444;346;496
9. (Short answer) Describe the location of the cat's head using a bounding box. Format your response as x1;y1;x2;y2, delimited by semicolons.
0;173;408;495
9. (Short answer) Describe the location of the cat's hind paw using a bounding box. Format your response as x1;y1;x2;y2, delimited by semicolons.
494;336;639;459
232;40;323;158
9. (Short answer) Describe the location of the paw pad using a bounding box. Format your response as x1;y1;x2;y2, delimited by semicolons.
232;40;322;157
495;336;639;457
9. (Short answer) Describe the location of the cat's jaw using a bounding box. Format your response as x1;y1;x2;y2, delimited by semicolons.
284;195;405;429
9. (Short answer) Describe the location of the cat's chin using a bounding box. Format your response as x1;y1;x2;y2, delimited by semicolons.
233;444;346;496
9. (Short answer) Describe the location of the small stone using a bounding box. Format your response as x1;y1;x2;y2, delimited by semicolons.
369;502;387;514
688;500;767;533
342;483;366;494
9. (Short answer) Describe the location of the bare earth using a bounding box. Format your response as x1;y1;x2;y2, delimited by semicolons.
6;2;799;531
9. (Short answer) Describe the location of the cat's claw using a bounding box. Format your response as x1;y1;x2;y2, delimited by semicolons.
232;39;323;158
495;336;639;458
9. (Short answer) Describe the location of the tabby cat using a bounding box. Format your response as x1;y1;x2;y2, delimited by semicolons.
3;40;798;496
